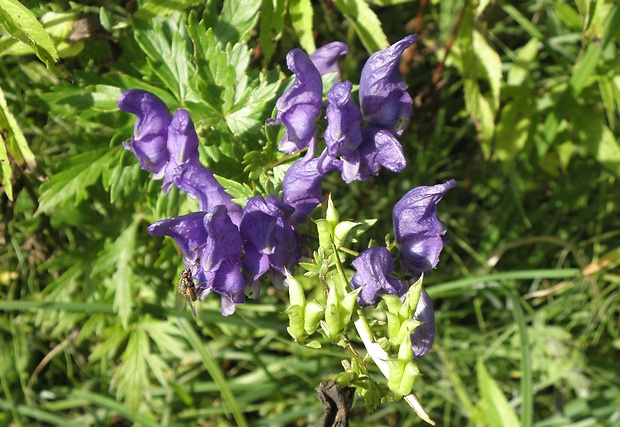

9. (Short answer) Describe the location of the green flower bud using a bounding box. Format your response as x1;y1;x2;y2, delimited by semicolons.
304;300;325;335
398;362;419;396
286;305;307;343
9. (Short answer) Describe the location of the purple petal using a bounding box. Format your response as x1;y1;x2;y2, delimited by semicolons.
359;35;417;135
118;89;171;176
162;109;200;192
393;180;456;275
200;205;243;272
411;288;435;358
341;127;406;183
171;161;242;226
240;195;300;279
147;212;208;264
350;247;407;307
309;41;349;80
267;49;322;153
325;81;363;158
282;153;333;223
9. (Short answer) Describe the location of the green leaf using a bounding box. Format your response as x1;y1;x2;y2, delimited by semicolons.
214;0;261;46
176;317;249;427
494;97;532;170
476;360;521;427
260;0;286;65
226;74;281;137
507;38;540;87
289;0;315;53
554;2;583;32
573;105;620;176
0;85;36;170
213;174;253;204
569;43;600;97
134;0;203;19
0;132;11;201
367;0;414;5
133;14;196;103
335;0;389;53
37;148;117;214
108;220;139;327
112;327;150;412
0;0;61;74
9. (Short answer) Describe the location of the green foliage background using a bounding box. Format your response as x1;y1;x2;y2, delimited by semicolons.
1;0;619;426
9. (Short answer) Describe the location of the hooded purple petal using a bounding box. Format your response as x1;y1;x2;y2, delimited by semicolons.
341;127;406;183
171;161;242;226
162;109;200;193
266;49;322;153
240;195;301;281
324;81;363;158
359;35;417;135
309;41;349;81
147;212;209;264
393;180;456;276
350;247;407;307
118;89;171;176
411;288;435;358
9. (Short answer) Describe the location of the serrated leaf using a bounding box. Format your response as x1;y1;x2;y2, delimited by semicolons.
226;77;281;137
0;0;61;74
133;14;196;103
213;174;253;202
112;328;150;411
289;0;315;53
335;0;389;53
0;85;36;171
476;360;521;427
214;0;261;46
97;219;139;327
37;148;116;214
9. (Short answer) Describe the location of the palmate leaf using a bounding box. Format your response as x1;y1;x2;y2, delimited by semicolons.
112;327;150;412
133;13;197;104
214;0;261;47
259;0;286;66
37;147;117;214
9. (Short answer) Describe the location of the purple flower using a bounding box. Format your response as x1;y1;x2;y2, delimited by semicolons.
350;247;407;307
240;195;301;282
118;89;171;176
147;205;245;315
266;49;323;153
359;35;417;136
340;127;406;183
393;180;456;276
411;288;434;358
324;81;362;159
309;42;349;81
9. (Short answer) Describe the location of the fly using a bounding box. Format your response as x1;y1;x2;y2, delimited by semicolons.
176;268;198;318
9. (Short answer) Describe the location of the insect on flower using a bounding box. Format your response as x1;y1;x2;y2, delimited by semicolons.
176;268;198;318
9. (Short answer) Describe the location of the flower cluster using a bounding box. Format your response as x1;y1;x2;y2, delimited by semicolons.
119;90;299;315
119;36;455;358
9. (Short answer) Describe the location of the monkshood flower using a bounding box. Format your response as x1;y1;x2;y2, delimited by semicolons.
359;34;417;136
340;126;406;183
309;41;349;81
119;90;242;225
350;246;407;307
393;180;456;277
240;195;301;283
266;49;323;153
147;205;245;315
323;81;363;159
411;288;434;358
118;89;171;177
282;144;340;223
